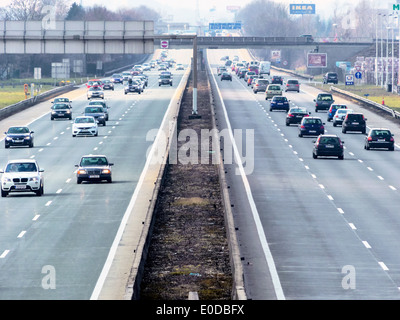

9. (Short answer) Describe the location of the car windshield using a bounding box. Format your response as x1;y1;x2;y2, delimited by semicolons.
89;87;101;91
305;118;322;124
89;102;105;107
53;103;69;110
319;95;333;101
85;107;103;113
371;130;391;137
273;97;287;102
54;98;69;102
80;157;108;166
160;75;171;79
75;117;94;123
320;137;340;144
5;162;37;172
8;127;29;134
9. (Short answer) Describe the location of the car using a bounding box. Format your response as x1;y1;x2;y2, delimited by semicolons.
323;72;338;84
342;113;367;134
52;97;72;107
221;72;232;81
244;71;256;82
4;126;34;148
72;116;98;137
327;104;347;122
253;78;269;94
133;75;148;87
286;107;310;126
124;80;143;94
87;86;104;100
110;74;123;84
269;96;290;112
101;79;114;91
312;134;344;160
159;74;173;86
217;66;227;75
247;75;257;86
142;63;151;71
83;106;107;126
298;116;325;137
314;93;334;112
86;79;102;88
51;103;72;120
238;68;247;78
176;64;184;70
364;128;395;151
300;34;314;42
248;65;259;75
88;100;109;120
75;155;114;184
333;109;353;127
265;84;283;100
0;159;44;197
158;64;168;71
285;79;300;92
225;59;232;67
271;76;283;85
122;72;132;81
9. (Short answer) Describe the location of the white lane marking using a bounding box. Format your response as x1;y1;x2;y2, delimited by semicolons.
378;261;389;271
39;148;43;152
30;155;35;159
32;215;40;221
311;174;317;179
66;178;71;183
56;189;62;194
378;176;384;180
389;185;397;191
45;201;52;206
17;231;26;238
367;167;373;171
362;241;371;249
0;250;10;258
327;195;334;201
319;184;325;189
338;208;344;214
46;143;51;146
349;223;357;230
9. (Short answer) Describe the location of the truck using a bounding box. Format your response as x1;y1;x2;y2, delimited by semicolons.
259;61;271;76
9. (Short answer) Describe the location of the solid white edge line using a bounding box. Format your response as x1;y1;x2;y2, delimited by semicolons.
90;66;190;300
208;51;285;300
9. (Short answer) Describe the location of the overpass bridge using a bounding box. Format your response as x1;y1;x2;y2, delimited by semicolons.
0;20;375;55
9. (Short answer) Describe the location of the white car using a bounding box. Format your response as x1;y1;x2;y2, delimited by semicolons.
87;87;104;100
0;159;44;197
72;116;98;137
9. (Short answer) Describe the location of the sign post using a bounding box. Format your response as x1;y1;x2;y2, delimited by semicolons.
160;40;169;49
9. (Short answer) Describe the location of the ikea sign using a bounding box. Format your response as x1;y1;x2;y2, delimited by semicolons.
290;4;316;14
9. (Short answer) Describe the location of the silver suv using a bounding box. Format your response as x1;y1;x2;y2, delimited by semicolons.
253;78;269;94
0;159;44;197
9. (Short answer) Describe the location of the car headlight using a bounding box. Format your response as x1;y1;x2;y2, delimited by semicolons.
77;169;87;174
102;169;111;174
5;137;12;141
2;178;11;182
24;136;31;140
29;177;39;182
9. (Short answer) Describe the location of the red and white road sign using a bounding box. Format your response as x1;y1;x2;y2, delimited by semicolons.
161;40;169;49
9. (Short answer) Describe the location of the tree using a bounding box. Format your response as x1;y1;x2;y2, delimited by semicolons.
65;2;85;20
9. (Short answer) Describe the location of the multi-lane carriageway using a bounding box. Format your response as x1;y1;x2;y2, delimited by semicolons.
1;47;400;300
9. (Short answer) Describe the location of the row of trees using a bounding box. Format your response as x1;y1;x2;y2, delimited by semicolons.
236;0;377;40
0;0;160;22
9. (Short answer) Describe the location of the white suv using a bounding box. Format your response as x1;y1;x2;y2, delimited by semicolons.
0;159;44;197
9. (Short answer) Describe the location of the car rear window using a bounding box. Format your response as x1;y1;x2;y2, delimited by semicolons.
273;97;287;102
288;80;298;84
320;137;340;144
319;94;333;101
269;85;281;90
371;130;391;137
304;118;322;124
258;80;269;84
347;114;363;120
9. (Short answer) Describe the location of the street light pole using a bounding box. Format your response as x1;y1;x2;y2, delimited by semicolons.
192;35;198;115
381;14;385;88
376;13;380;86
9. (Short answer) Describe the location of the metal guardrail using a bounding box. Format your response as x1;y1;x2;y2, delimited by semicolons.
330;86;400;119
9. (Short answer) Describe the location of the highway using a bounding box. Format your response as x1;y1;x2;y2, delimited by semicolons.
207;48;400;299
0;49;191;299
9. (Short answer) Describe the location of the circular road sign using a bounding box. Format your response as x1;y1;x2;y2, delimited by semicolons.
161;40;169;49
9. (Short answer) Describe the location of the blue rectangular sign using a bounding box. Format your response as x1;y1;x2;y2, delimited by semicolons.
209;22;241;30
290;4;316;14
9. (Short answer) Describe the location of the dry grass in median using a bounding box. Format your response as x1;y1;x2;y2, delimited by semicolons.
0;84;55;109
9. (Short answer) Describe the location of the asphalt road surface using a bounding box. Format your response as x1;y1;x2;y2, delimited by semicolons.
0;50;191;299
208;48;400;300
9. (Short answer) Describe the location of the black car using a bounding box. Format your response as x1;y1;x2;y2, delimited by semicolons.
84;106;107;126
286;107;311;126
221;72;232;81
314;93;334;112
298;116;325;137
342;113;367;134
271;76;283;85
124;80;142;94
238;68;247;78
5;126;34;148
102;79;114;90
364;128;395;151
312;134;344;160
323;72;338;84
75;155;113;184
50;103;72;120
